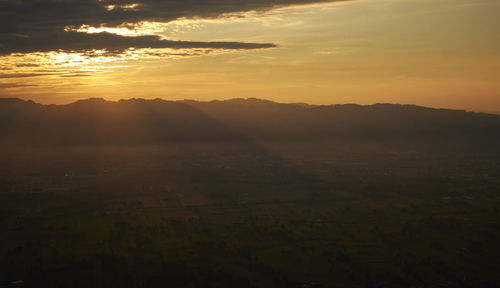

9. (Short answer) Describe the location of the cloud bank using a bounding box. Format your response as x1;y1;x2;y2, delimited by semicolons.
0;0;343;55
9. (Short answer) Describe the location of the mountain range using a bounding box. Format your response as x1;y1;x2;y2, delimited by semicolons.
1;97;499;147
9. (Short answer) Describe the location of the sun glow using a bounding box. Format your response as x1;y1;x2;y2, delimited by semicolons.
64;21;170;37
105;3;141;11
1;0;499;112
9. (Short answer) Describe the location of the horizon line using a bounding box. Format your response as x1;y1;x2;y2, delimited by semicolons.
2;96;500;116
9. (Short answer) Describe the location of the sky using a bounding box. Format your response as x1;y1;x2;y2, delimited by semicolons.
1;0;499;113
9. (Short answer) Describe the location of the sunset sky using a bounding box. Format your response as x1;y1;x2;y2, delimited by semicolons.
1;0;499;113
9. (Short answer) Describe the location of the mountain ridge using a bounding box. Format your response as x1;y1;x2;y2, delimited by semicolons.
1;97;496;116
1;97;499;147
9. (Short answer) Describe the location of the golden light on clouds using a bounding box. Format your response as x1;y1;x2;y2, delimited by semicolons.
1;0;499;112
64;22;170;37
105;3;141;11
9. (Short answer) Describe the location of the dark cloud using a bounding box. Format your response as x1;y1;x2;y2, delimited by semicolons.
1;31;276;55
0;72;61;78
0;83;40;88
0;0;343;55
59;73;95;77
15;63;41;67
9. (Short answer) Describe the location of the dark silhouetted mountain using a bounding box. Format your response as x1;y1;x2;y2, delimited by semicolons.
1;97;499;147
186;98;500;142
0;98;246;146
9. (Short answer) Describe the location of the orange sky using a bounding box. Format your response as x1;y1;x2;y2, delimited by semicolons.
1;0;499;113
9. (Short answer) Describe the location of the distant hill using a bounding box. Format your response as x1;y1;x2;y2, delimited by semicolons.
0;98;245;146
186;98;500;141
1;97;499;147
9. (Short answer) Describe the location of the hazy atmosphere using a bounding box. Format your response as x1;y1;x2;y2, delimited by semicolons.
1;0;500;287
